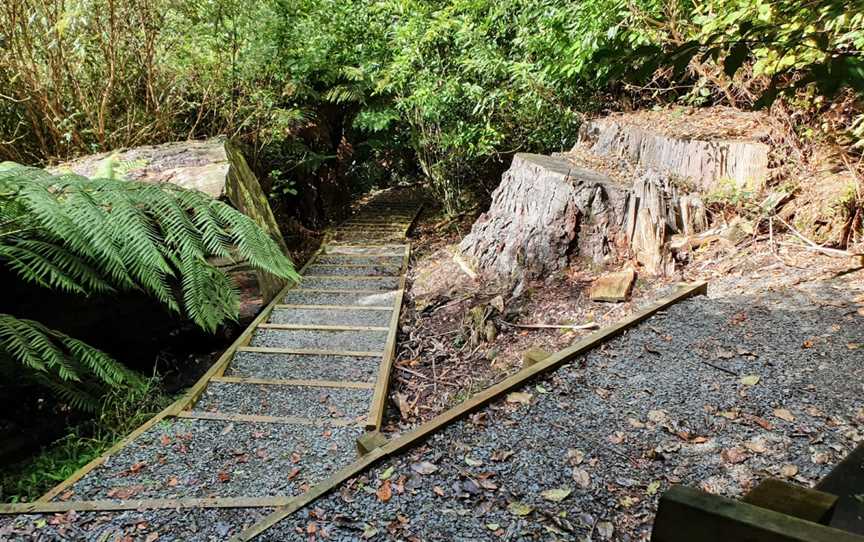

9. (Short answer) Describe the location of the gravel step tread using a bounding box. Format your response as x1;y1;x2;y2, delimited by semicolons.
195;382;373;422
259;287;864;541
0;507;270;541
282;289;398;307
268;307;392;327
250;328;388;351
324;246;406;257
299;276;400;291
304;264;401;277
314;255;404;266
226;352;381;382
59;418;363;502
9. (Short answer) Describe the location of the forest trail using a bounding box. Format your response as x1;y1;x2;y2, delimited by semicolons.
0;195;421;539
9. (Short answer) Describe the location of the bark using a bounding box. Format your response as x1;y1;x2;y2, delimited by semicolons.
579;119;770;192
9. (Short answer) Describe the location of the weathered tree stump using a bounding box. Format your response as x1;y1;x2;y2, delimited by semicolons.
459;153;708;286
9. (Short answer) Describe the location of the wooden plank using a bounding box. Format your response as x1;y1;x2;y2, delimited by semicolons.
257;323;389;332
651;485;864;542
817;443;864;534
366;245;410;431
274;304;393;311
34;249;325;504
306;263;402;269
236;346;383;357
232;282;708;540
302;274;399;280
211;376;374;389
743;478;837;524
0;496;297;514
292;288;398;294
176;411;357;426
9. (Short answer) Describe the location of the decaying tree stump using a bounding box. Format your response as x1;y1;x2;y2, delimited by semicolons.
459;153;708;285
578;119;770;192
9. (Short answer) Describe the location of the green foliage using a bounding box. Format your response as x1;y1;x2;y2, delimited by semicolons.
0;377;171;502
0;164;298;409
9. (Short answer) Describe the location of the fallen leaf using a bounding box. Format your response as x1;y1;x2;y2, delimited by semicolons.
739;375;760;386
220;423;234;435
647;410;668;423
721;447;750;464
380;466;394;480
464;456;483;467
307;522;318;534
802;339;814;349
287;467;301;480
744;439;768;454
376;480;392;502
159;435;171;446
619;496;638;508
572;468;591;489
411;461;438;475
567;448;585;465
491;449;514;462
395;393;412;419
773;408;795;422
486;523;500;531
812;451;830;464
507;501;533;516
128;462;146;474
646;481;661;495
596;521;614;539
541;487;572;502
145;533;159;542
217;471;231;483
107;486;143;499
506;392;533;405
166;476;179;487
432;486;445;497
291;452;302;463
608;432;625;444
780;464;799;478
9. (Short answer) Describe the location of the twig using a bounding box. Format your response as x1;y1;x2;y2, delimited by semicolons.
775;216;862;259
499;320;599;331
700;360;739;376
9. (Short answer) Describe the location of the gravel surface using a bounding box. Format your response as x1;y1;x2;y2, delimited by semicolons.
305;264;400;277
195;382;373;422
324;245;406;257
314;255;404;266
300;276;400;291
226;352;381;382
281;290;398;307
268;307;393;327
250;328;388;352
259;284;864;541
62;418;363;501
0;507;270;541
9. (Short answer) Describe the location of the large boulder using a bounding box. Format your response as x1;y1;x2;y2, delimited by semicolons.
53;139;288;306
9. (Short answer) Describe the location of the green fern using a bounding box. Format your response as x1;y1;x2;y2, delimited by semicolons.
0;163;299;410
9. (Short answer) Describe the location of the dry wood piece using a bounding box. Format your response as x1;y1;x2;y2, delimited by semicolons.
356;431;389;456
589;269;636;302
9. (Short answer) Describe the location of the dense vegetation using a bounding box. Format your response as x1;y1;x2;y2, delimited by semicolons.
0;0;861;499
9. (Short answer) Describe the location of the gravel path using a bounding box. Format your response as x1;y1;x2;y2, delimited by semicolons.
299;276;400;291
259;283;864;541
0;507;270;541
268;307;393;327
62;418;363;501
314;255;404;266
226;352;381;382
305;264;400;277
195;382;373;422
250;328;388;352
282;290;398;307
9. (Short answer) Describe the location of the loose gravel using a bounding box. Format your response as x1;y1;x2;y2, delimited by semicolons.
299;276;400;291
259;284;864;541
268;307;393;327
0;507;270;541
314;255;404;266
226;352;381;382
305;264;401;277
194;382;373;422
324;245;406;257
250;328;388;352
61;418;363;501
281;290;398;307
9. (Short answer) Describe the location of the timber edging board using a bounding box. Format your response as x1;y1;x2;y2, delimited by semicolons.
232;281;709;540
